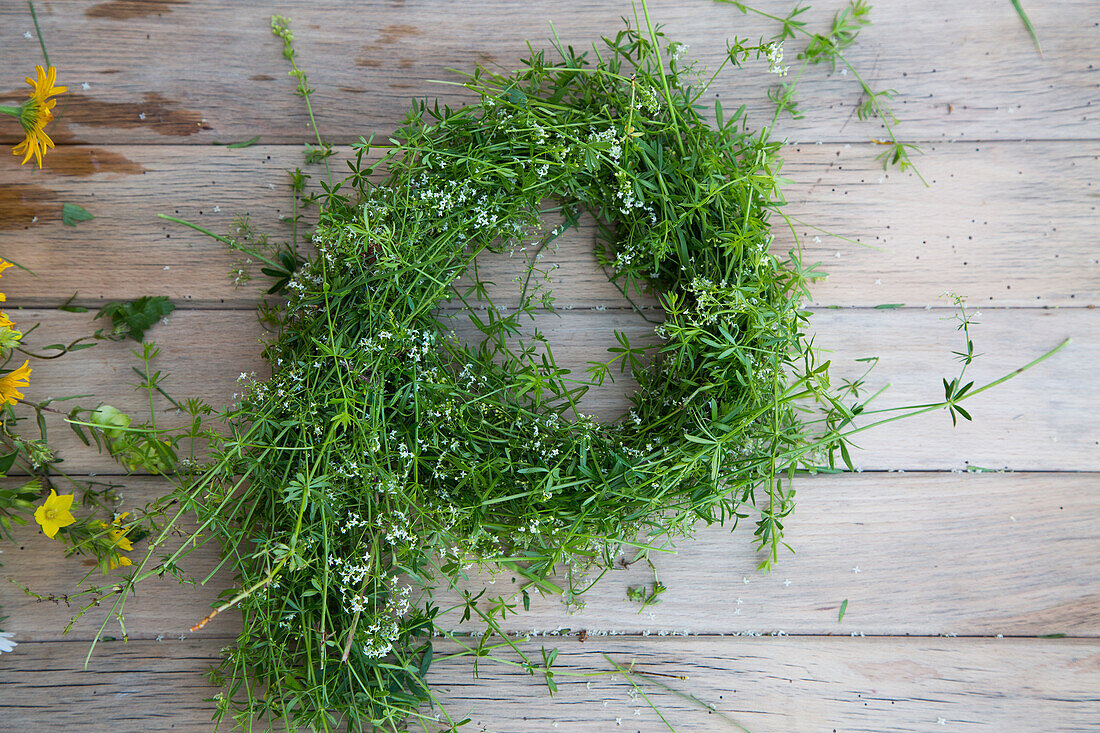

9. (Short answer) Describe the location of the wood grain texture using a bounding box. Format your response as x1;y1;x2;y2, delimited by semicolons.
1;142;1097;309
0;0;1096;145
0;637;1096;732
9;306;1093;474
2;473;1096;642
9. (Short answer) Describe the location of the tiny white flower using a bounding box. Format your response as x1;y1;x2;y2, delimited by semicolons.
81;81;90;90
852;566;862;573
783;578;791;587
24;31;33;39
0;632;17;654
139;112;146;120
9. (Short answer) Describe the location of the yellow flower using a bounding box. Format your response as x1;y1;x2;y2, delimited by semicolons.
0;312;14;329
0;360;31;405
0;260;12;278
109;512;134;552
12;66;66;168
109;554;133;569
34;489;76;539
97;512;133;568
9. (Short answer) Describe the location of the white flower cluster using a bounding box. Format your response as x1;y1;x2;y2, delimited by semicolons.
765;42;789;77
637;85;661;115
588;126;622;163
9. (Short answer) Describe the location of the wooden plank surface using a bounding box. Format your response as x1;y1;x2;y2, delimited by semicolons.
3;473;1096;642
11;306;1094;473
0;637;1096;732
2;142;1098;309
0;0;1096;144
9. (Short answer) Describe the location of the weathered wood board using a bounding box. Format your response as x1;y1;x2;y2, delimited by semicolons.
0;0;1096;144
2;142;1097;308
8;307;1095;473
0;637;1096;732
3;473;1097;642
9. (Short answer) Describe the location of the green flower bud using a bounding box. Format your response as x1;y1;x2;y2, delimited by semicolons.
91;405;131;440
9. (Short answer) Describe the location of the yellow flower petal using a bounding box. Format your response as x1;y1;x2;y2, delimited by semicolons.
13;66;65;168
0;360;31;406
34;488;77;539
109;554;133;570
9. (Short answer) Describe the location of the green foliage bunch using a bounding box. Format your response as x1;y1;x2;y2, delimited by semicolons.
175;15;869;730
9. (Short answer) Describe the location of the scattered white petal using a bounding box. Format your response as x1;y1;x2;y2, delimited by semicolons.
0;632;17;654
874;279;883;285
996;634;1004;638
163;265;170;270
937;718;947;725
1010;516;1017;522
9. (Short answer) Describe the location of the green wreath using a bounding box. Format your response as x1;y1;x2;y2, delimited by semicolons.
202;19;834;729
